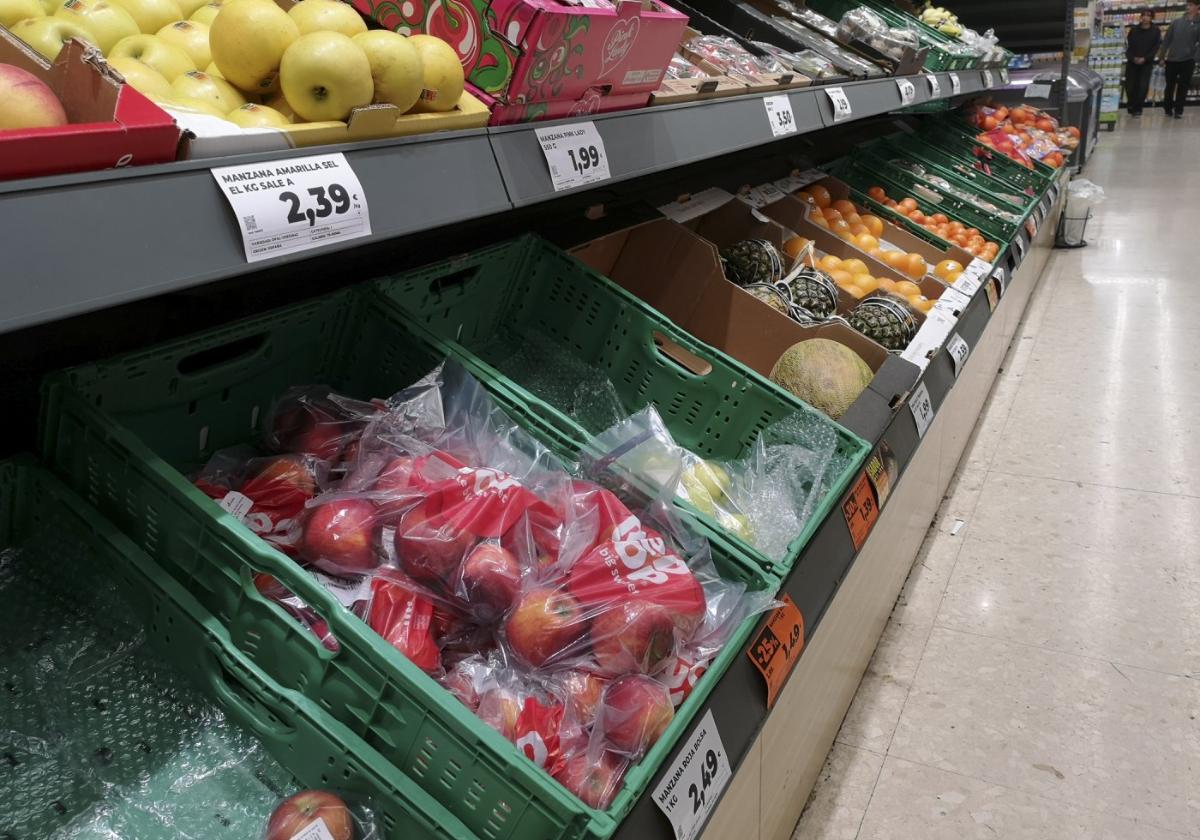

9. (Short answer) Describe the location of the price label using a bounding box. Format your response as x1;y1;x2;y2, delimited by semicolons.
896;77;916;105
953;257;991;294
864;441;896;506
1014;235;1027;261
926;73;942;97
1001;68;1010;84
774;168;826;193
763;94;798;137
842;471;880;550
1025;82;1052;99
739;182;788;208
652;709;731;840
994;266;1009;294
290;820;337;840
949;72;962;95
983;69;994;88
900;307;956;370
825;86;852;122
947;332;969;377
535;121;611;192
747;594;805;708
932;284;971;316
909;380;934;439
211;152;371;264
218;491;254;521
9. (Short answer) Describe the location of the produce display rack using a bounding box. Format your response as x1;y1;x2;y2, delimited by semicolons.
0;66;1071;840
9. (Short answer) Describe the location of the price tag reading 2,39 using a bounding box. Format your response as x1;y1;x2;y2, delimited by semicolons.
763;94;798;137
825;86;852;122
896;77;916;105
747;594;805;708
534;121;611;192
947;332;970;377
909;380;935;439
211;152;371;264
653;709;732;840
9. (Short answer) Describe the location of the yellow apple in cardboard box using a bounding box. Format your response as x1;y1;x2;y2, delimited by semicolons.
170;68;243;110
172;0;207;16
263;89;293;118
53;0;137;52
148;90;228;117
226;100;289;126
187;0;220;22
108;53;171;94
407;33;462;113
278;30;370;121
0;0;45;27
286;0;364;36
353;29;420;112
35;0;64;13
209;0;297;94
109;0;180;33
155;19;209;66
0;62;68;128
9;16;92;59
109;33;196;79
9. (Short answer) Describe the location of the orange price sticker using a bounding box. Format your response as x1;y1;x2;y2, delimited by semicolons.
842;472;879;551
747;594;805;709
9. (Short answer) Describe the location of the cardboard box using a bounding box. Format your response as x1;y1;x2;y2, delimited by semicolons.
0;32;180;180
352;0;686;122
468;82;649;125
679;36;799;91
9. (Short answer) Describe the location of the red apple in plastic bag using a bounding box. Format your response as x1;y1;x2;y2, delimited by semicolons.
504;587;586;668
477;686;522;741
302;499;379;572
514;695;566;774
559;669;607;727
553;750;625;810
365;574;439;673
271;398;352;462
460;542;520;621
591;599;677;677
394;503;477;585
599;674;674;755
264;789;353;840
662;652;709;708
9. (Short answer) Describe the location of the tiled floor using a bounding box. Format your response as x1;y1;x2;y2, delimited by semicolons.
791;112;1200;839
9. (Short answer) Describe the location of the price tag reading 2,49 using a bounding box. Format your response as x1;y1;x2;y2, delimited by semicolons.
211;152;371;264
825;86;853;122
652;709;732;840
896;77;916;105
535;121;611;192
763;94;798;137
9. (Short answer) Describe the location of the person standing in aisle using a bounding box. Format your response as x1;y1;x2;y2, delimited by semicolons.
1126;11;1161;115
1160;0;1200;117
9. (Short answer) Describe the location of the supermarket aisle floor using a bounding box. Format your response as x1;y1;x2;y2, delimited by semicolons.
791;112;1200;839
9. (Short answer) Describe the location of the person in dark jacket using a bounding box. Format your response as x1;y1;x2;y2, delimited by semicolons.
1160;0;1200;117
1126;11;1161;115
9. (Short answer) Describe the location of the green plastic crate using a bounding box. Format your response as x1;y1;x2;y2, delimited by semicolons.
0;458;478;840
39;287;776;840
931;117;1058;183
916;125;1052;195
868;134;1036;210
371;235;870;580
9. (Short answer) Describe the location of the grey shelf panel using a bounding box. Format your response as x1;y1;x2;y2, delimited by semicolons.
0;129;508;335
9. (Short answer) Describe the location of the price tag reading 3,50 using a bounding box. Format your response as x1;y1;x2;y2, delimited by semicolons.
764;94;798;137
825;86;853;122
652;710;732;840
535;121;611;192
926;73;942;97
909;380;934;439
947;332;970;377
896;77;916;105
949;72;962;95
211;152;371;264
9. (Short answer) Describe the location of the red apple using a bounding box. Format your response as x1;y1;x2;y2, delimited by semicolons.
241;455;317;509
393;504;476;585
553;750;624;810
270;396;349;461
265;790;354;840
503;587;586;668
301;498;378;572
0;64;68;130
599;674;674;755
590;599;677;677
460;542;520;621
371;455;416;496
477;686;522;741
559;669;606;727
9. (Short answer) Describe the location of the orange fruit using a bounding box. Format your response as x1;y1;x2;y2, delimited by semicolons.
853;274;880;293
904;253;928;278
843;284;866;299
809;184;832;208
838;230;855;242
944;269;962;284
909;211;926;225
849;223;869;236
782;236;811;261
854;233;879;252
831;220;852;236
894;280;921;297
817;254;843;273
861;214;884;237
796;190;815;206
878;277;897;292
832;199;857;216
829;269;854;286
843;212;863;227
947;221;964;235
931;213;949;225
810;214;829;229
909;295;934;314
868;247;883;258
934;259;964;279
883;250;908;270
822;207;843;222
841;258;868;276
898;197;918;213
867;185;886;202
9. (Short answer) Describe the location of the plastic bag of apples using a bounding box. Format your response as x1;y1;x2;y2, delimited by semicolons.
192;361;777;810
262;789;380;840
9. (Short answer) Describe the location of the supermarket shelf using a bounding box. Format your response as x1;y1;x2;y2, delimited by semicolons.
0;70;995;335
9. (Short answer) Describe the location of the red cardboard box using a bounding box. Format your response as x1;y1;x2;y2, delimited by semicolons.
0;32;180;181
352;0;686;123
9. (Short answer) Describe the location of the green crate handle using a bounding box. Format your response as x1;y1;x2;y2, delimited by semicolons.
176;332;272;378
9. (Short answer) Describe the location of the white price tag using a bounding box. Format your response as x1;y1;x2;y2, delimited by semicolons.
763;94;798;136
289;820;337;840
310;570;372;608
908;380;934;439
1013;236;1026;261
933;284;971;315
994;266;1009;294
211;153;371;264
1025;82;1052;99
773;168;826;193
900;308;956;369
825;86;852;122
652;710;731;840
535;121;611;192
926;73;942;97
949;72;962;95
739;183;788;208
659;187;735;223
953;257;991;295
1001;68;1010;84
896;78;916;105
218;491;254;522
947;332;970;377
982;69;994;88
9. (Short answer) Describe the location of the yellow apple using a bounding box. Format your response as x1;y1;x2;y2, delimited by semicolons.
148;90;228;117
226;100;289;126
187;0;220;22
155;19;209;66
53;0;137;53
263;89;293;118
108;53;171;94
0;0;45;27
204;59;222;76
171;0;207;15
407;33;462;112
9;16;93;59
209;0;297;94
278;30;370;121
35;0;64;13
170;68;243;110
353;29;420;111
109;0;180;32
0;63;67;128
286;0;364;36
109;33;196;79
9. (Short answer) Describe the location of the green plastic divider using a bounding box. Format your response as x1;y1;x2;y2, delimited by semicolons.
38;284;778;840
0;458;479;840
916;125;1053;195
929;117;1059;184
866;134;1036;211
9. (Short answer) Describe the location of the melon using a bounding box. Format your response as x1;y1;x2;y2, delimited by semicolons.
769;338;873;420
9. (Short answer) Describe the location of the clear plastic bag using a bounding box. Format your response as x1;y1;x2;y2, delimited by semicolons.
687;35;777;76
262;790;381;840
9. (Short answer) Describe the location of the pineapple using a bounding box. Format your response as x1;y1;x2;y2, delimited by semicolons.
720;239;784;286
848;294;918;351
786;268;839;320
744;283;793;315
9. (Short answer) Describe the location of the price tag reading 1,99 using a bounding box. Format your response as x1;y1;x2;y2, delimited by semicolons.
896;77;916;105
534;121;611;192
211;152;371;264
825;86;853;122
763;94;798;137
909;380;935;439
652;709;732;840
